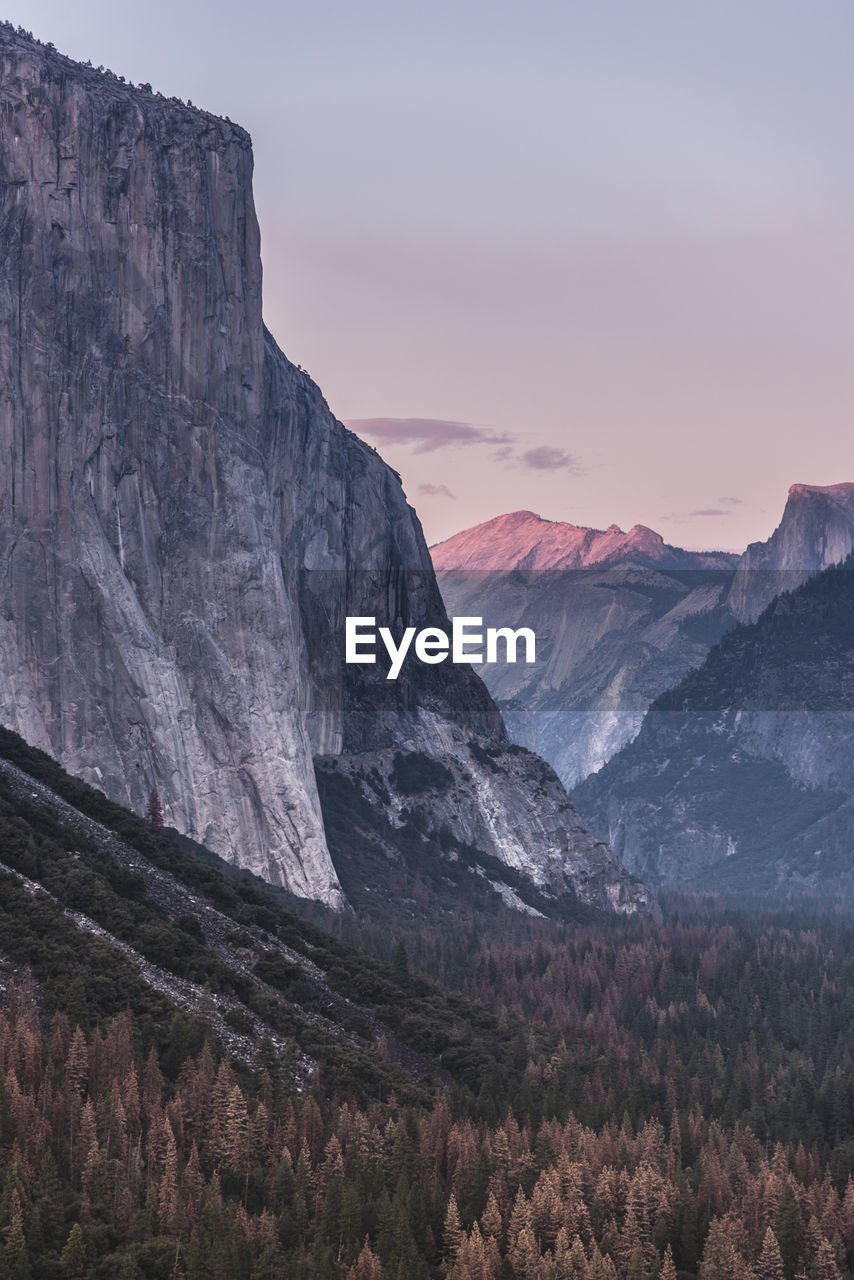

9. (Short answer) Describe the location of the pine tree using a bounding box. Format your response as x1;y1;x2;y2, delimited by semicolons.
550;1228;571;1280
456;1223;490;1280
158;1120;180;1231
625;1242;645;1280
59;1223;88;1279
444;1195;464;1267
508;1187;532;1254
182;1142;205;1229
661;1244;678;1280
699;1218;744;1280
3;1189;31;1280
775;1183;805;1279
511;1224;541;1280
65;1025;89;1096
755;1228;786;1280
79;1097;99;1198
587;1244;618;1279
840;1178;854;1257
810;1237;843;1280
224;1083;250;1172
567;1235;589;1280
145;787;164;830
481;1191;503;1241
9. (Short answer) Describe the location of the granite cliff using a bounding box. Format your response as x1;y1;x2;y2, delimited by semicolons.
0;27;647;915
728;482;854;622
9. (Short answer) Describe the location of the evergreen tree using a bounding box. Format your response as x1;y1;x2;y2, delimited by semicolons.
512;1224;540;1280
809;1237;843;1280
3;1189;31;1280
145;787;164;830
587;1245;618;1279
444;1195;464;1257
699;1218;744;1280
775;1184;805;1279
481;1191;503;1241
661;1244;678;1280
348;1238;383;1279
755;1228;786;1280
59;1223;88;1279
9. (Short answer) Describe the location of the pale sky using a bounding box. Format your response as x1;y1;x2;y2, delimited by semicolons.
11;1;854;549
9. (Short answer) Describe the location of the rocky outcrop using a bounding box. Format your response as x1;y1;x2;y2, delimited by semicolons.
0;26;646;915
728;483;854;622
433;512;737;786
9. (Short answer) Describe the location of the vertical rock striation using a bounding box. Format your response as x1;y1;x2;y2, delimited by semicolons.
0;27;647;914
728;483;854;622
0;28;342;900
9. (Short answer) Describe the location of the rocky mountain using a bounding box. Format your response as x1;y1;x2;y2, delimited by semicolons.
431;510;737;573
433;511;738;786
0;26;647;916
573;556;854;894
728;482;854;622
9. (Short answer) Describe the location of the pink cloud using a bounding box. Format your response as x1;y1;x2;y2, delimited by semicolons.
347;417;511;454
520;446;580;472
418;482;457;499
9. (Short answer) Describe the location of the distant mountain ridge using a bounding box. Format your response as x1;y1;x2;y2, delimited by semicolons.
573;555;854;895
431;510;738;572
433;511;739;786
432;489;854;790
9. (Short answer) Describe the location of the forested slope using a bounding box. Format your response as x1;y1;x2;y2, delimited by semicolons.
3;724;854;1275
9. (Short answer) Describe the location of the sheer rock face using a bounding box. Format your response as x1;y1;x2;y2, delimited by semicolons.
728;483;854;622
0;29;647;914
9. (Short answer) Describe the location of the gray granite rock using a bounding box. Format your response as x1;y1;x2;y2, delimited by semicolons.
0;26;648;915
728;483;854;622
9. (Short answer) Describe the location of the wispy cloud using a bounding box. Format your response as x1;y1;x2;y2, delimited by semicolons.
348;416;583;478
666;505;735;522
520;446;580;472
347;417;511;454
418;482;457;499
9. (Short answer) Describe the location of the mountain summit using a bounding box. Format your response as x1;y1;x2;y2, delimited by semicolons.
728;482;854;621
0;27;646;916
433;488;854;792
432;510;736;572
433;512;738;784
